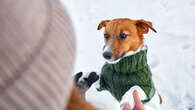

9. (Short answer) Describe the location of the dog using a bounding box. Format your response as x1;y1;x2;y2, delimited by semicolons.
75;18;162;110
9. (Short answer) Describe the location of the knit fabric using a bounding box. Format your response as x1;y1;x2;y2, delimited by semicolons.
0;0;75;109
97;50;155;103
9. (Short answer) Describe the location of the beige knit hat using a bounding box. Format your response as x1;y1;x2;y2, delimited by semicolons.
0;0;75;109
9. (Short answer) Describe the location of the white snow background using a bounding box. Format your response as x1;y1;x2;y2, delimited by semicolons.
61;0;195;110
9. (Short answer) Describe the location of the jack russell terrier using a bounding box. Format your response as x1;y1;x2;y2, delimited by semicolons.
74;18;162;110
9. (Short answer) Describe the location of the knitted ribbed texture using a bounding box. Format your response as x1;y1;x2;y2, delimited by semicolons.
98;50;155;103
0;0;75;110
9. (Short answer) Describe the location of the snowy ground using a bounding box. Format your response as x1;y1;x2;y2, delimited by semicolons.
61;0;195;110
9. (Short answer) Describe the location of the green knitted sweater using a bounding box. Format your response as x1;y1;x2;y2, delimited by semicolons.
97;49;155;103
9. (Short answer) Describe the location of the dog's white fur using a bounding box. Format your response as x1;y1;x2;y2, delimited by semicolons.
103;44;147;64
120;86;161;110
86;77;161;110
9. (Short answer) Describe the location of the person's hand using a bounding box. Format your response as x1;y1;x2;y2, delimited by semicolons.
123;90;145;110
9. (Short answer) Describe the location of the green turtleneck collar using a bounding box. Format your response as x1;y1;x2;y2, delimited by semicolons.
110;49;148;73
97;49;155;103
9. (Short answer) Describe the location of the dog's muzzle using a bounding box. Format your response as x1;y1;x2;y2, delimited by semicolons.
103;51;112;60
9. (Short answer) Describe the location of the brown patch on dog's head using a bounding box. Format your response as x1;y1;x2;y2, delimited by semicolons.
97;20;110;30
136;19;157;35
98;18;156;63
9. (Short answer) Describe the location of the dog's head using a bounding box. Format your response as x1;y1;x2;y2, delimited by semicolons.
98;18;157;63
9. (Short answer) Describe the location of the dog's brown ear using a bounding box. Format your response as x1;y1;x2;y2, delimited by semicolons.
136;19;157;35
97;20;110;30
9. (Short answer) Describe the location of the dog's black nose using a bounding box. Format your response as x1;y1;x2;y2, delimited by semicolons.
103;51;112;60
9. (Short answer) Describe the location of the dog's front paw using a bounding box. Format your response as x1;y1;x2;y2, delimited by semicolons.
120;86;147;110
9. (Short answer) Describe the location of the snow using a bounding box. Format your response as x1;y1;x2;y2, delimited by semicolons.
60;0;195;109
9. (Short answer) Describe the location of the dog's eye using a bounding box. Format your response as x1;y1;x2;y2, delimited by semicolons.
104;34;109;39
120;33;127;39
